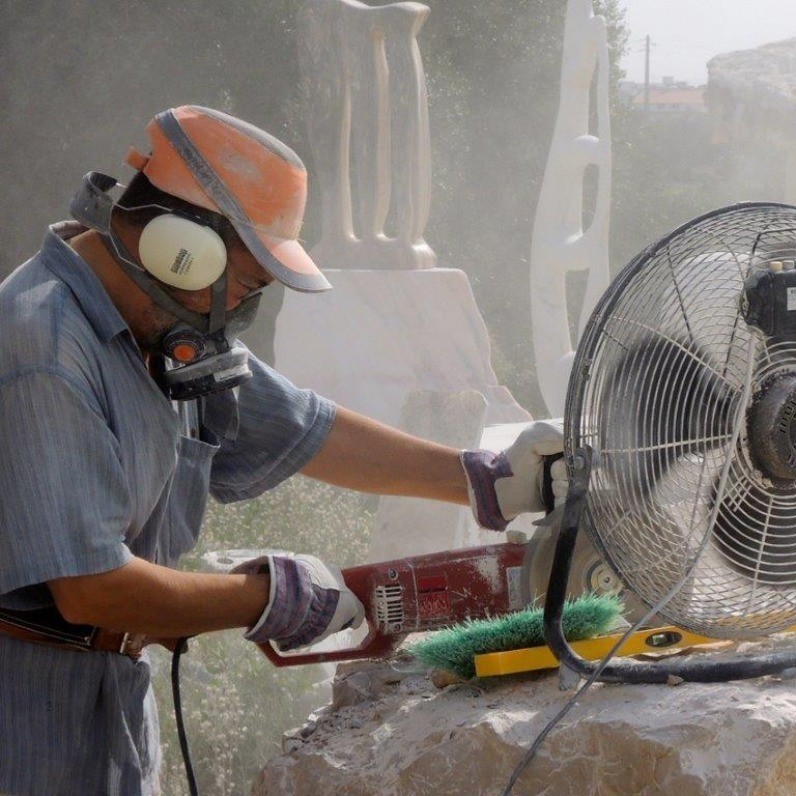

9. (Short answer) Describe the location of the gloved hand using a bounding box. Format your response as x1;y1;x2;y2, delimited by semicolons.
461;419;567;530
232;553;365;651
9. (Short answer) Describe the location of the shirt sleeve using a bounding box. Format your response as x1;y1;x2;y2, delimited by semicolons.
0;369;133;603
207;355;336;503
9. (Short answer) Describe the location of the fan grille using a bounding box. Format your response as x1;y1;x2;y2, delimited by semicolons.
568;204;796;638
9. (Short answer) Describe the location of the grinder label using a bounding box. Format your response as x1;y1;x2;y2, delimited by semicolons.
507;566;524;610
419;592;451;619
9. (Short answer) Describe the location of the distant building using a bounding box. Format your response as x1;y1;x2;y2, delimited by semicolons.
621;78;707;114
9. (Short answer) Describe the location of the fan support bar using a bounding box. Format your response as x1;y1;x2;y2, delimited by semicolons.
543;447;796;685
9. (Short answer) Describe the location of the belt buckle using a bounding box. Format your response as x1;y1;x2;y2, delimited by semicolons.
118;632;145;659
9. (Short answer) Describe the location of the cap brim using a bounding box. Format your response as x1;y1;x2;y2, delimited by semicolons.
232;219;331;292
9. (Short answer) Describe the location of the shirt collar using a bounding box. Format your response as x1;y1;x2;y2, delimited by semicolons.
39;222;130;344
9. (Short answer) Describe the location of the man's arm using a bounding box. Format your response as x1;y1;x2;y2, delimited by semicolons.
45;407;469;638
48;557;269;637
300;406;470;505
47;408;563;636
301;407;568;530
48;554;362;652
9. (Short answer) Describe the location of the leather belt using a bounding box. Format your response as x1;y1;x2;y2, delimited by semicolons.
0;606;150;660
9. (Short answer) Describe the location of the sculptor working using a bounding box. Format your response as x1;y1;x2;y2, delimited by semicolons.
0;106;566;795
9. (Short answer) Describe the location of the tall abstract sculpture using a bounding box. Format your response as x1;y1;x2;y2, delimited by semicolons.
530;0;612;416
297;0;435;270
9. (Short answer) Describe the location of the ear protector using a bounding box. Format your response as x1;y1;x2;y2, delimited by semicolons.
137;213;227;291
70;172;229;303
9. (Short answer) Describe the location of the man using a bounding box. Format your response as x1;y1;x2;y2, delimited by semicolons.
0;106;565;795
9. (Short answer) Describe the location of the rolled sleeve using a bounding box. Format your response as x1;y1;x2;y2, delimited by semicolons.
0;370;133;602
208;357;336;503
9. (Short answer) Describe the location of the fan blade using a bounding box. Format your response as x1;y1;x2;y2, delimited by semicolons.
712;471;796;587
600;334;738;498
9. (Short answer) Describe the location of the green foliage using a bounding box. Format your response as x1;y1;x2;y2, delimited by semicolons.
612;109;724;272
196;476;378;568
1;0;313;275
611;104;787;274
410;593;624;680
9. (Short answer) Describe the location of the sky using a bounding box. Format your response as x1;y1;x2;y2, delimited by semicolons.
619;0;796;86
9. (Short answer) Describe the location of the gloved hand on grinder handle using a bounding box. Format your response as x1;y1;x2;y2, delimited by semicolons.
461;418;568;530
232;553;365;651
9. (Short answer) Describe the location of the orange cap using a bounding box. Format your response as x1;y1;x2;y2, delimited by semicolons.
126;106;330;293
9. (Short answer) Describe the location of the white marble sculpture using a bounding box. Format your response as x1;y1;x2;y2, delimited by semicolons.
297;0;435;270
530;0;612;416
249;0;531;435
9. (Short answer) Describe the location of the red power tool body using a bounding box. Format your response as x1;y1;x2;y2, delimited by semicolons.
259;540;533;667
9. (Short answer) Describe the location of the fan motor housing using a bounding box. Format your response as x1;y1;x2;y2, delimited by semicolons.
744;267;796;340
748;373;796;482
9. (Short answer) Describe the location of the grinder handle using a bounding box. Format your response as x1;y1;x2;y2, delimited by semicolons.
256;562;399;667
542;452;565;514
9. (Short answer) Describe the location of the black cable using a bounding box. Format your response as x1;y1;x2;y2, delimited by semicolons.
171;637;199;796
501;680;587;796
500;633;630;795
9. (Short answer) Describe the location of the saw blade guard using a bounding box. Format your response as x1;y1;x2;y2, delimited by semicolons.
528;512;649;625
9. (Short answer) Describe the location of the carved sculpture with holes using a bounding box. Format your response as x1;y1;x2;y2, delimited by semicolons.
530;0;612;416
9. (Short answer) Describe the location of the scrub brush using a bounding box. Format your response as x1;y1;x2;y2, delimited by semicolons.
409;593;624;680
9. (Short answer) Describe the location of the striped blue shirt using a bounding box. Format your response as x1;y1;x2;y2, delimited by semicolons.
0;223;336;794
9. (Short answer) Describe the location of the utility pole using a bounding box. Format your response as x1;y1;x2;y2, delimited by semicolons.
644;34;651;112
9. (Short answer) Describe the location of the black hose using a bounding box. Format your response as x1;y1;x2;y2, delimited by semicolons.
171;637;199;796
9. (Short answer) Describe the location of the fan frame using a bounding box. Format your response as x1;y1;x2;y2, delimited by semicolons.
545;201;796;684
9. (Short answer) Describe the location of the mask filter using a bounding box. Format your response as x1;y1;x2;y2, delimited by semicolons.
159;293;262;401
163;341;251;400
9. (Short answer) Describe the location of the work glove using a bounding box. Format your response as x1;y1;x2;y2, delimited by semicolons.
461;418;567;530
232;553;365;651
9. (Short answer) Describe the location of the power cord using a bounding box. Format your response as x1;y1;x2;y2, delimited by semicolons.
500;610;652;795
171;637;199;796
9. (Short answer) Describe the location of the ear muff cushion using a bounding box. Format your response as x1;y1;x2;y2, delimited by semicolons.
138;214;227;290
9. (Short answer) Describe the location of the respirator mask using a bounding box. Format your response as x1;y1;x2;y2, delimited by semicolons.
70;170;262;400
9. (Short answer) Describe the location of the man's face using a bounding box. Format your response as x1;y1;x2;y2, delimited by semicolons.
130;227;273;354
113;197;274;318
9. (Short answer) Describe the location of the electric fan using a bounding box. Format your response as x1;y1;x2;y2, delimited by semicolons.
544;202;796;683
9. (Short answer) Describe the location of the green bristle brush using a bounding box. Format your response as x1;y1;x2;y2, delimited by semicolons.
409;593;624;680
